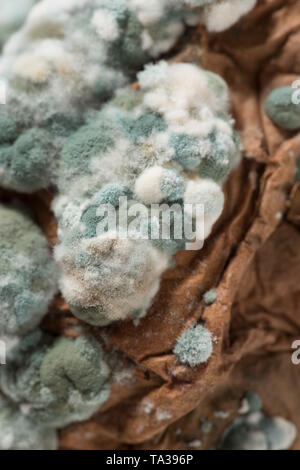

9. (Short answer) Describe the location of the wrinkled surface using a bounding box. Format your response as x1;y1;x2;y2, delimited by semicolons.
1;0;300;450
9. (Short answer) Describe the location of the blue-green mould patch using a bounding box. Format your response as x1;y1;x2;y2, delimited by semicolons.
0;0;195;193
0;332;110;428
92;183;132;206
264;87;300;131
160;169;185;201
218;392;297;450
0;127;56;192
0;114;18;144
170;134;203;170
0;204;57;336
173;324;213;367
240;391;262;414
59;119;115;187
203;288;217;305
199;131;237;182
69;304;113;327
119;111;167;142
40;336;109;401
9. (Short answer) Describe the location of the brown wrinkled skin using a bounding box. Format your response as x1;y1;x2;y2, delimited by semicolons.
1;0;300;450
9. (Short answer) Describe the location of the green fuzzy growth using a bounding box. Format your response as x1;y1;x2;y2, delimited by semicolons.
40;336;108;401
203;288;217;305
80;184;132;238
218;413;296;450
264;87;300;131
110;88;144;112
0;204;57;336
173;324;213;367
0;0;193;194
160;169;185;201
120;111;167;142
80;206;102;239
148;205;191;255
218;393;297;450
244;391;262;413
0;127;55;192
0;114;18;144
0;332;110;428
59;119;115;189
170;134;203;170
92;183;131;206
199;130;236;182
68;304;113;328
108;5;149;74
0;396;57;451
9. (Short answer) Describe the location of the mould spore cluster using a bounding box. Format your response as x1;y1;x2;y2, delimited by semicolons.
54;61;240;326
0;205;110;450
0;0;255;193
217;392;297;450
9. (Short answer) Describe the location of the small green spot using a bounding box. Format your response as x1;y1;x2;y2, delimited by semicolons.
264;87;300;130
173;324;213;367
203;288;217;305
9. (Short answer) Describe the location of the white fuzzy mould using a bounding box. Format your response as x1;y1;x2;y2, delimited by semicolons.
92;9;120;41
129;0;164;25
135;166;165;204
184;178;224;220
202;0;256;32
56;231;169;323
139;61;230;137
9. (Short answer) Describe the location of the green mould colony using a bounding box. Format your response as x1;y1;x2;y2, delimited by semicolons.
0;0;296;451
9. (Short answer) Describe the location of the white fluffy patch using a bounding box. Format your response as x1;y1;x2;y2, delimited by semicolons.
92;9;119;41
184;178;224;238
135;166;165;204
139;61;230;137
184;179;224;219
128;0;164;25
203;0;257;32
